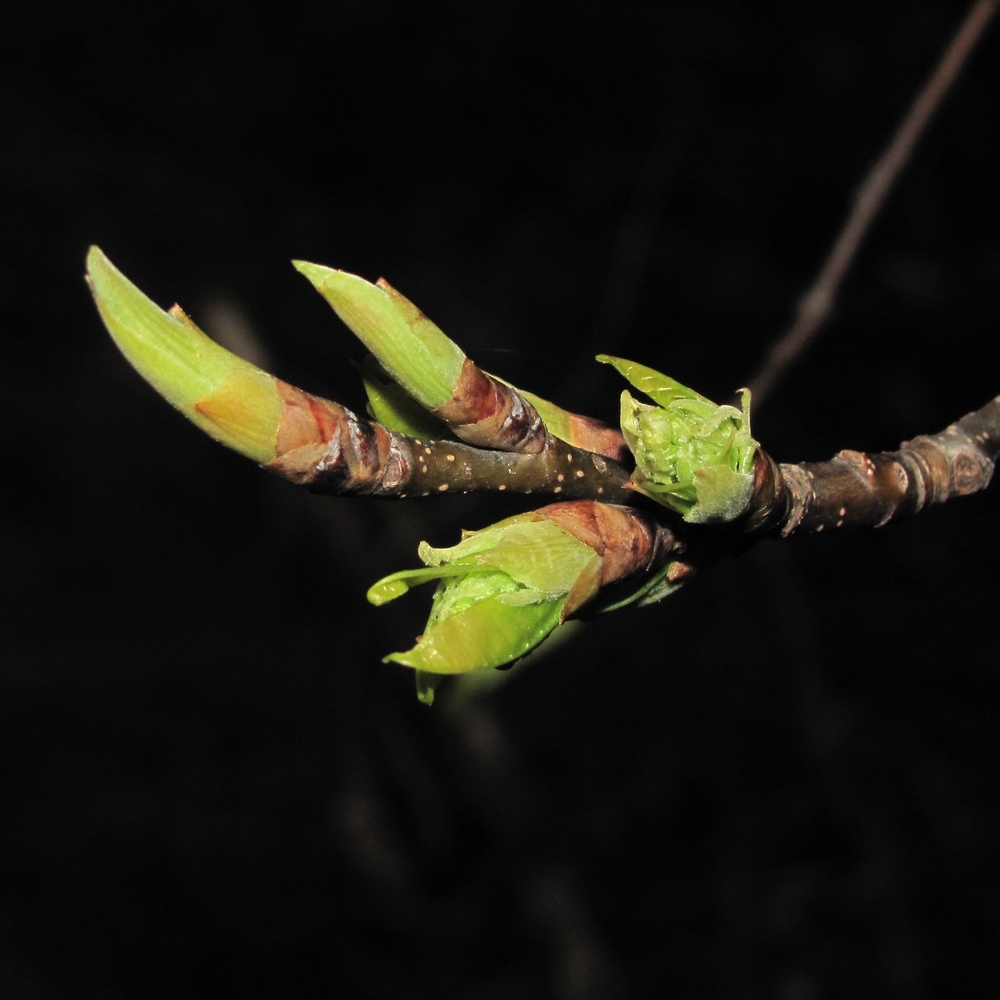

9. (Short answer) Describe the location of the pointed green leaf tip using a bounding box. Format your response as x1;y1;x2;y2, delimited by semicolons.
597;355;758;523
87;247;284;463
367;514;602;675
292;261;465;410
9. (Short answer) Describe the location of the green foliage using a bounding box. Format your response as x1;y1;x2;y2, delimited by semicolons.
368;515;603;691
598;355;758;523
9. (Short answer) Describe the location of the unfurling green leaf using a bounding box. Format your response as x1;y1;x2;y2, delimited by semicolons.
367;514;602;677
597;355;758;524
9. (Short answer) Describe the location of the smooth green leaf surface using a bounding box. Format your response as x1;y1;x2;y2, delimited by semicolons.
294;261;465;409
87;247;283;463
385;594;567;674
358;355;455;440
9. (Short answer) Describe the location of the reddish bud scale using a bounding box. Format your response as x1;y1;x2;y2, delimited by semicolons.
434;358;546;453
560;413;631;464
540;501;675;588
267;381;401;494
433;359;628;462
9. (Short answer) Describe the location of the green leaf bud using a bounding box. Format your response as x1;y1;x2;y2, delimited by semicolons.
293;261;465;410
87;247;284;463
367;514;602;675
597;355;758;524
357;355;455;441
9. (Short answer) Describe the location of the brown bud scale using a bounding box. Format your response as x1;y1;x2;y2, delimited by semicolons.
434;359;546;453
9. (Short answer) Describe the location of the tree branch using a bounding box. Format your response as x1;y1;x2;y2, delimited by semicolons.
293;263;629;461
263;378;634;503
87;245;998;680
748;0;998;406
86;245;997;557
744;395;1000;536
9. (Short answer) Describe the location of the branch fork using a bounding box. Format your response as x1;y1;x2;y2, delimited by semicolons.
87;246;999;689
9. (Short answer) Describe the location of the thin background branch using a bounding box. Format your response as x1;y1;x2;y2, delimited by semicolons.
748;0;998;407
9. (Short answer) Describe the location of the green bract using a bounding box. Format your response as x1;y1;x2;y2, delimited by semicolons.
597;355;758;524
367;514;603;700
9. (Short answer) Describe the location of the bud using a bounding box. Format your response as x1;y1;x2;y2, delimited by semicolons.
369;513;600;680
293;262;465;410
368;501;675;698
357;354;454;441
87;246;285;463
597;355;758;523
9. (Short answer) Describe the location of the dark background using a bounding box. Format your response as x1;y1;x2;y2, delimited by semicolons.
3;1;999;996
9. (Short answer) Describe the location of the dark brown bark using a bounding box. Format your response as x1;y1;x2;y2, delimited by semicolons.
746;396;1000;537
264;379;635;503
264;372;999;544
